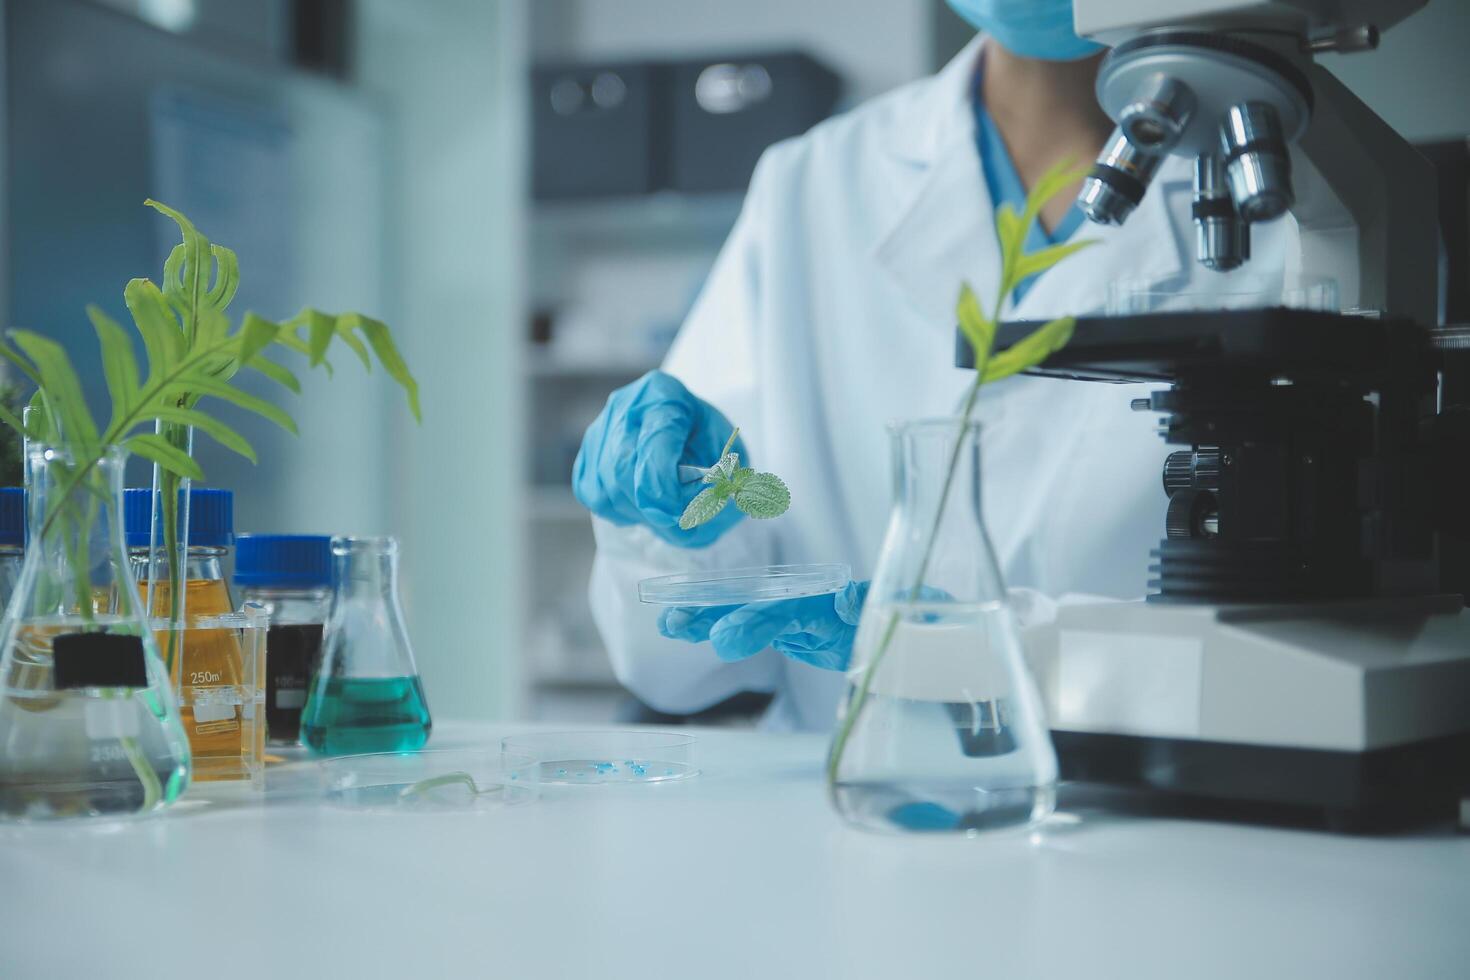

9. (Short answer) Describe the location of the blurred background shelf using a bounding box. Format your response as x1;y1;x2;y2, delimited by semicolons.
526;351;659;379
532;191;745;248
528;486;587;521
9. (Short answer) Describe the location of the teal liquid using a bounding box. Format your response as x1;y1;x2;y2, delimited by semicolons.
301;676;432;756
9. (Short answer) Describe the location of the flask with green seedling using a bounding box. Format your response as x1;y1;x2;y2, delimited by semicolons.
826;159;1094;835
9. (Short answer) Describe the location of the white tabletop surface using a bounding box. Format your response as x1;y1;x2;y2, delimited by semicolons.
2;721;1468;980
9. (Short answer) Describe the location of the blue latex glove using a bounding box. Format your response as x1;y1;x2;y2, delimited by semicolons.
572;370;746;548
658;582;869;672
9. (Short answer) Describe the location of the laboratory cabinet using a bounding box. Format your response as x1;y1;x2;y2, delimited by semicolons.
531;51;840;200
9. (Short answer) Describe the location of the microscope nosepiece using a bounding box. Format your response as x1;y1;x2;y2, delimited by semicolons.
1079;128;1165;226
1220;102;1294;222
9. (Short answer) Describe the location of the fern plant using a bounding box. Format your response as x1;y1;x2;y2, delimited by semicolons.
0;200;419;672
826;159;1094;785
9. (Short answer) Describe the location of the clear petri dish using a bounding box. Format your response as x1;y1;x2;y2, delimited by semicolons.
501;731;698;784
637;563;850;607
320;749;539;812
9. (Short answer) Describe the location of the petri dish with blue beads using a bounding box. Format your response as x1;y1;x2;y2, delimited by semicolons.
501;731;698;784
319;748;540;811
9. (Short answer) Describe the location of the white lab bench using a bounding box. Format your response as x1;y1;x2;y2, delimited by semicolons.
2;722;1467;980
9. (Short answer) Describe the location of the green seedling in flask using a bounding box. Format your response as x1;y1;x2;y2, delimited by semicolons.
679;427;791;530
827;158;1097;785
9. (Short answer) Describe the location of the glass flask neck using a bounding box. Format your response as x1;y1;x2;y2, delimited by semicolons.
20;445;135;619
334;537;399;597
873;418;1005;606
892;419;984;525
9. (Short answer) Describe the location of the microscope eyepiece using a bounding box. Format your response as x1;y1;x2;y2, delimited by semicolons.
1078;128;1165;227
1219;102;1294;222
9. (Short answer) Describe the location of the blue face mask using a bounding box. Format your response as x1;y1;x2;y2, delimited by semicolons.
947;0;1103;61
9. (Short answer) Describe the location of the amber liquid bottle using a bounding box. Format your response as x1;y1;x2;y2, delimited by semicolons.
127;488;261;783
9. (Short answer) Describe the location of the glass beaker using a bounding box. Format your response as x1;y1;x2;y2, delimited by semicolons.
826;419;1057;835
300;536;431;756
0;446;190;820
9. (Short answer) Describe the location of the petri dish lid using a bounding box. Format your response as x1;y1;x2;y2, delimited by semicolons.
637;563;850;607
319;749;539;812
501;730;698;784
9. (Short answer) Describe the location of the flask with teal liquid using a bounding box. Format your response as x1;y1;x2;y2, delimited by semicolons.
301;537;431;756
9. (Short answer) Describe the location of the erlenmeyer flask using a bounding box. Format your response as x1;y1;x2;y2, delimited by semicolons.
0;445;190;820
826;419;1057;835
300;536;431;756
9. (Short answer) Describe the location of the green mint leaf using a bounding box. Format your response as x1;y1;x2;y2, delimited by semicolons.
679;485;733;530
734;471;790;519
713;452;739;482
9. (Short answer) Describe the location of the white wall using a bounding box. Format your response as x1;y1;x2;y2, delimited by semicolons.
531;0;936;105
355;0;528;720
1320;0;1470;142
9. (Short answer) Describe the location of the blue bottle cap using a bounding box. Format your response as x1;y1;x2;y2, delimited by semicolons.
0;487;22;548
234;534;333;588
123;487;234;549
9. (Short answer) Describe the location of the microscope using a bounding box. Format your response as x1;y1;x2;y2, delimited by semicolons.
972;0;1470;830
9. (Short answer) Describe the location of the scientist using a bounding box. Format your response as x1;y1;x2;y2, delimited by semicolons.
573;0;1293;730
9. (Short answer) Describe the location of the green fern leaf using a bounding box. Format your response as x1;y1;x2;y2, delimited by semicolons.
245;354;301;394
125;432;204;481
150;406;258;464
163;375;298;435
88;306;141;427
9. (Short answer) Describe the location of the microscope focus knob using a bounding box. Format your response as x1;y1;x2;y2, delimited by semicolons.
1162;448;1222;494
1166;489;1219;540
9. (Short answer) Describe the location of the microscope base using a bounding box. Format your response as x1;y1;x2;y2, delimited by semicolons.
1053;729;1470;832
1027;596;1470;831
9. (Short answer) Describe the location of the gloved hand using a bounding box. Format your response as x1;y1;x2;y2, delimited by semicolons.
658;581;869;672
573;370;746;548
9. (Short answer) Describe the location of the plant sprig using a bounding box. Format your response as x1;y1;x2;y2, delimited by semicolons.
678;427;791;530
827;158;1095;787
0;200;421;671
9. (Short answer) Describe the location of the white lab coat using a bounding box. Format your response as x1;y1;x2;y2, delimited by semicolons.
588;35;1294;731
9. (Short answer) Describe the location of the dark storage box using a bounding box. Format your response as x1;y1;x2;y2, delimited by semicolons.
668;51;840;193
531;61;668;200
